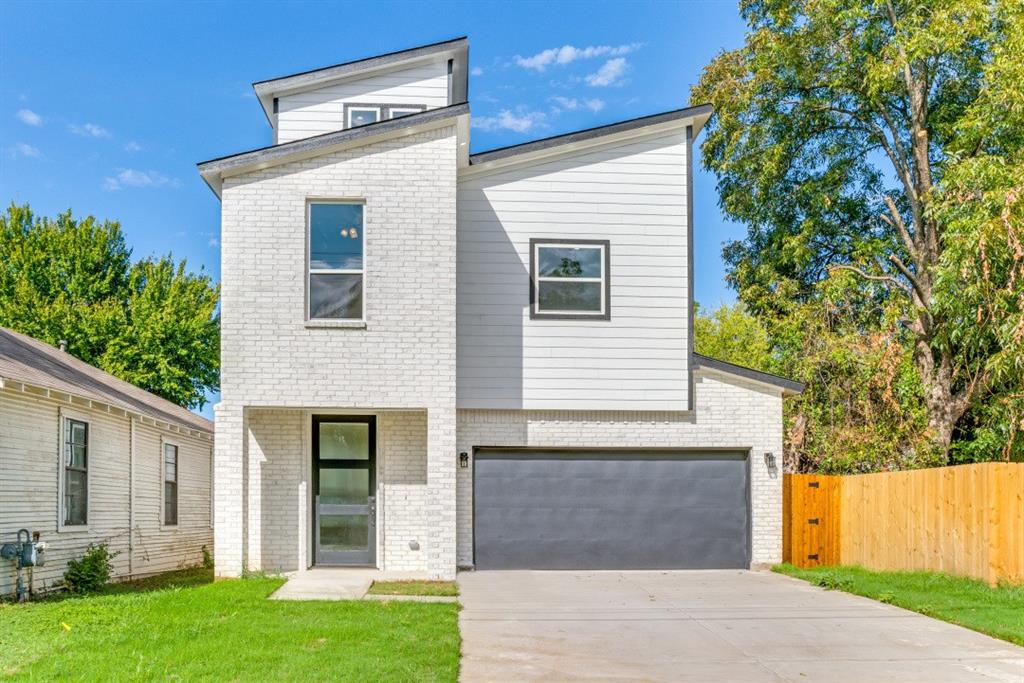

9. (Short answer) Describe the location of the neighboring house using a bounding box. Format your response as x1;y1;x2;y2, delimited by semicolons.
198;37;802;580
0;328;213;595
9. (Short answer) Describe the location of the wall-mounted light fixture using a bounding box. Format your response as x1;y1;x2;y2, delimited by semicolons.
764;452;777;470
459;452;469;468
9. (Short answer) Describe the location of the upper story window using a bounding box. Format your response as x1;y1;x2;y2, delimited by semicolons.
388;106;423;119
308;202;364;320
63;417;88;527
530;239;610;320
346;106;380;128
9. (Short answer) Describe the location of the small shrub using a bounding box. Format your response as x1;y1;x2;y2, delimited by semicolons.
876;592;896;604
64;543;118;594
201;545;214;570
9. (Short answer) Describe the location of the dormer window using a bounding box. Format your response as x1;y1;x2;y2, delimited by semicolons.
346;106;380;128
389;107;422;119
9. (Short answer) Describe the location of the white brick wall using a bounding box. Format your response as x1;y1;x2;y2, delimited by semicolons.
214;125;458;577
378;411;428;571
455;370;785;568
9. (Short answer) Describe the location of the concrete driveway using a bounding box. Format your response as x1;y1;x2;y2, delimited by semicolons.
458;570;1024;683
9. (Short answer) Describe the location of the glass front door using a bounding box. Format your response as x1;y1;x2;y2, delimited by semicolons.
313;416;375;565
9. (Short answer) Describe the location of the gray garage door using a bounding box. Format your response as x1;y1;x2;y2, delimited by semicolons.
473;449;750;570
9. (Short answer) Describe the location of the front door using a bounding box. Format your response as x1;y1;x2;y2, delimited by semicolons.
313;415;375;566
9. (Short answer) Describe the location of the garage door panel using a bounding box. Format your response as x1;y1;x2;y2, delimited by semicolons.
474;449;749;570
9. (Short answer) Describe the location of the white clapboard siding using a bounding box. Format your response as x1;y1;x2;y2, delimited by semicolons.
456;129;690;411
276;60;449;143
0;388;212;596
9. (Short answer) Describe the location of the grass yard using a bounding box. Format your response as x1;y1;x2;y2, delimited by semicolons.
0;568;460;681
775;564;1024;646
367;580;459;597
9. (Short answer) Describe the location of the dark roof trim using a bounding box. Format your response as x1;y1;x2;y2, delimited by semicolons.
469;103;713;166
253;36;468;90
197;102;469;182
693;353;804;394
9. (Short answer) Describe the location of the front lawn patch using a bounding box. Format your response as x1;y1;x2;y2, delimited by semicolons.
0;572;460;680
775;564;1024;646
368;580;459;597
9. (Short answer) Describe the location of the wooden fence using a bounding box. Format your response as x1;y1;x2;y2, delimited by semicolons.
783;462;1024;585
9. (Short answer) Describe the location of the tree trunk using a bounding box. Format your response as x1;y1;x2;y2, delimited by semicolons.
915;340;968;459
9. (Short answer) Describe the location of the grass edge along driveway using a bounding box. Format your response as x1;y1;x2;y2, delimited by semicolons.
775;563;1024;647
0;568;460;681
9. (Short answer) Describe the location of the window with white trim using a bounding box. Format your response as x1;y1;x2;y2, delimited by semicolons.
163;442;178;526
347;106;380;127
63;418;88;526
308;202;364;320
530;240;610;319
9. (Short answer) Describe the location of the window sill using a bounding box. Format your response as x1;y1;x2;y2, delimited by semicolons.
304;320;367;330
56;524;89;534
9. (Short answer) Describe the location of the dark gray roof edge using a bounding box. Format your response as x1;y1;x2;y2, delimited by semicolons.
469;103;713;166
693;353;805;394
253;36;468;92
197;102;470;175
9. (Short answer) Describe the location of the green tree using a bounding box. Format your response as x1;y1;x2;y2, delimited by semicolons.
0;204;219;408
694;302;773;371
693;0;1021;456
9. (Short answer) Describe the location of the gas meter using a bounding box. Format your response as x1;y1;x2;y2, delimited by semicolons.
2;529;46;602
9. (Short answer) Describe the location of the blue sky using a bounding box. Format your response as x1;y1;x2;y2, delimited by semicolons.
1;0;749;416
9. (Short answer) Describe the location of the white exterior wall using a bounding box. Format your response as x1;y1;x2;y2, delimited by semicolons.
216;125;458;578
0;387;213;596
276;60;450;143
456;130;690;411
455;370;785;569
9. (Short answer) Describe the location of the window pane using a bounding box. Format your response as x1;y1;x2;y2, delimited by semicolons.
310;204;363;270
349;109;378;127
390;108;418;119
310;273;363;319
65;470;87;525
165;482;177;525
538;247;602;278
319;468;369;504
319;423;370;460
538;280;603;312
69;420;87;446
319;514;369;552
164;444;178;483
67;443;87;469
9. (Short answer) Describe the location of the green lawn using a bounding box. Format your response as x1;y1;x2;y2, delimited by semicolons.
367;580;459;597
775;564;1024;646
0;568;460;681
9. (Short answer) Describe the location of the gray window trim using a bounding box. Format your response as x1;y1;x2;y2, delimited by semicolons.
342;103;427;129
529;238;611;321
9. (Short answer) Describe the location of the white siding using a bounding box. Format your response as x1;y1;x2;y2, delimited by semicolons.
0;387;212;596
276;60;450;143
456;130;690;411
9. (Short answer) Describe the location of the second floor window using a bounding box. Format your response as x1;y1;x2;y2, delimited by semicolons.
308;202;364;320
530;239;610;320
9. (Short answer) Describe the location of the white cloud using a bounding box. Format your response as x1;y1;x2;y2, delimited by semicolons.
470;66;483;76
472;109;547;133
10;143;41;158
208;236;220;248
102;168;179;191
515;43;641;71
585;58;629;87
69;122;111;138
550;96;605;113
124;140;142;153
16;109;42;126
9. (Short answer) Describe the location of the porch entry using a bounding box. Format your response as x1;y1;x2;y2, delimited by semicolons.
313;415;376;566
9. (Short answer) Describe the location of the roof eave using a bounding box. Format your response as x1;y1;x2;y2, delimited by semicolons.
252;37;469;122
693;353;804;395
197;102;470;199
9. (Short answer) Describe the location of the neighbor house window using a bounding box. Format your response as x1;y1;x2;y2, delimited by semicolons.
164;442;178;526
308;202;364;320
347;106;380;127
530;239;610;319
63;418;88;526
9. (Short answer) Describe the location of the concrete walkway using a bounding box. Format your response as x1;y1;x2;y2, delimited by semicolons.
458;570;1024;683
269;568;428;601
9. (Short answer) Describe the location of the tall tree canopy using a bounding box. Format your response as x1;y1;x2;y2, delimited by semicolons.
0;204;220;409
694;0;1024;458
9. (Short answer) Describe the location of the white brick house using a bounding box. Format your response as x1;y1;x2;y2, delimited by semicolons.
198;37;801;580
